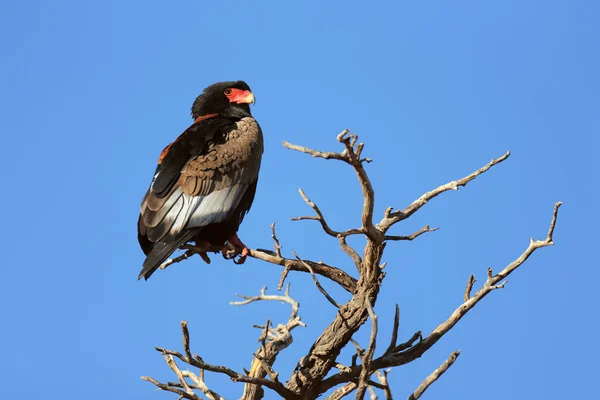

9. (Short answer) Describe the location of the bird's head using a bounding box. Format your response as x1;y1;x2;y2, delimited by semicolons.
191;81;255;120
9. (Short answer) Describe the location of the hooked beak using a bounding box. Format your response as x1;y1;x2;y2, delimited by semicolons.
227;89;255;105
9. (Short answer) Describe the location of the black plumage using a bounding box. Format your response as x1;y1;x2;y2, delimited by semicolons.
137;81;263;280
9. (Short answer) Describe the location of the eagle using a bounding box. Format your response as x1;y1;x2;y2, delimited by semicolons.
137;81;263;280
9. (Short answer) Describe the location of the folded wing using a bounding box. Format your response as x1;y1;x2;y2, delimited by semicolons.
137;117;263;279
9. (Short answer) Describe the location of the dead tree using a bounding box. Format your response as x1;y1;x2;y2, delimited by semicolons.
141;129;562;399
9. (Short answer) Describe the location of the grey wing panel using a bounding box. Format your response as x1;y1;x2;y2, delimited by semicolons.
185;183;249;228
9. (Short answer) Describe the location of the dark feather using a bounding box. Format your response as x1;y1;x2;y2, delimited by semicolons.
152;118;233;197
138;230;197;280
137;81;264;279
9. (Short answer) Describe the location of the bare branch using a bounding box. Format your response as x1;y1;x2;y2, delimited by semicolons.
463;275;476;302
231;284;305;331
408;350;460;400
181;321;192;361
383;225;439;242
327;382;358;400
318;202;562;392
378;151;510;232
249;248;357;294
143;329;225;400
375;370;392;400
277;264;292;292
490;280;508;290
291;250;342;308
157;238;357;294
251;352;281;384
356;299;378;400
339;236;363;271
368;386;378;400
292;188;364;238
144;319;299;400
385;305;400;355
267;222;291;291
162;370;226;400
285;130;379;239
291;187;365;269
152;346;292;398
183;369;226;400
392;331;423;353
270;223;282;258
283;139;347;161
337;132;377;239
163;353;200;400
141;375;195;399
234;285;306;400
159;250;196;271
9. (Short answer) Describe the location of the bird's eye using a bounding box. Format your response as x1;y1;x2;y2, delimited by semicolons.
224;89;232;95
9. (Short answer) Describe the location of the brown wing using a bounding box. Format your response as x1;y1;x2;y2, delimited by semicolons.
137;117;263;279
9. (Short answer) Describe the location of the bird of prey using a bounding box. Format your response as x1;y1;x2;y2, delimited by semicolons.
137;81;263;280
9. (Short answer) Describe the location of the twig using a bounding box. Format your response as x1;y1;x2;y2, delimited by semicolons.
231;284;305;332
283;140;347;161
385;305;400;355
292;188;364;238
292;187;364;269
183;369;226;400
251;352;280;383
339;236;363;271
392;331;423;353
383;225;439;241
162;353;200;400
375;370;392;400
291;250;342;308
378;151;511;232
368;386;378;400
141;375;194;399
350;338;365;368
271;222;283;258
164;369;226;400
408;351;460;400
338;131;378;239
463;275;476;302
367;380;387;390
277;265;292;292
159;250;195;270
267;222;291;291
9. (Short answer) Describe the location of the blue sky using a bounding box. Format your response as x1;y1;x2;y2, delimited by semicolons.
1;0;598;398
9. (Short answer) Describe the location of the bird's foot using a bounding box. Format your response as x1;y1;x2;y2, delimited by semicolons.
222;234;249;264
186;240;212;264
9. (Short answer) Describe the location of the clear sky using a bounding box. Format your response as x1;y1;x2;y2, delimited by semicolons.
1;1;598;399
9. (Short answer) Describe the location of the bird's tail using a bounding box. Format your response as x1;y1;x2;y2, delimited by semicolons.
138;230;197;280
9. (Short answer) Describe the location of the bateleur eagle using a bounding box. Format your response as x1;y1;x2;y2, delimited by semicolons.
137;81;263;280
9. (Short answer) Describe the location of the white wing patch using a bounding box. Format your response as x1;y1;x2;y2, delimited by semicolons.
186;184;248;228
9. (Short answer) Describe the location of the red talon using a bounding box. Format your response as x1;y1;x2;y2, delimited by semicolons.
223;234;249;264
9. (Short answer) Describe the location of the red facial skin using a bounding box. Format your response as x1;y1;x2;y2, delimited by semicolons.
224;88;255;104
